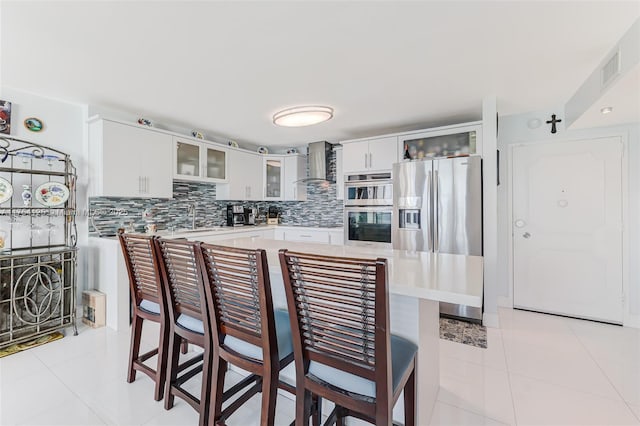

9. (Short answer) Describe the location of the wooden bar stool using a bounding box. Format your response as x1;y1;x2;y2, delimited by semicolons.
199;243;297;426
155;238;213;426
118;231;169;401
279;250;418;426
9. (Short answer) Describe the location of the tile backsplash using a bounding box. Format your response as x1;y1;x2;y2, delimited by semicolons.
90;181;343;234
90;148;344;234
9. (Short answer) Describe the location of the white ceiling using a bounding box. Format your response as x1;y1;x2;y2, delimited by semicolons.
2;1;639;147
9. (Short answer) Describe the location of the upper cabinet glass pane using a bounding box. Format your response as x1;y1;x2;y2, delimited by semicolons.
176;142;200;177
265;159;282;198
403;131;476;159
205;147;226;180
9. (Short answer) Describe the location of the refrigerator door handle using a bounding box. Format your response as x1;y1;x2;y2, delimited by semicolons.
434;169;439;252
427;169;433;251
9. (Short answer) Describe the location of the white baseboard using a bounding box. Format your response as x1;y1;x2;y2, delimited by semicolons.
498;296;513;308
483;312;500;328
624;313;640;329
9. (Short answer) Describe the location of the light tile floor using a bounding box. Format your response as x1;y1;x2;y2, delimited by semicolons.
0;307;638;425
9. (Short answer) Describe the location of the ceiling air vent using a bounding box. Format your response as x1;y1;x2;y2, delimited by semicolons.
601;49;621;89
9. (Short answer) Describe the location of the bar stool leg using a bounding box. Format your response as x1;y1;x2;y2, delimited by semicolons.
295;388;311;426
311;395;322;426
260;370;278;426
198;348;214;426
128;314;144;383
164;332;182;410
404;365;416;426
209;356;228;425
153;320;170;401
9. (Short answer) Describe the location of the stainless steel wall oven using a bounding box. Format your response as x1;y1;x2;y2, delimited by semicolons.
344;173;393;247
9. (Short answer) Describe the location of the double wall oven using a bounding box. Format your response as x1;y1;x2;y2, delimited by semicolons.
344;173;393;247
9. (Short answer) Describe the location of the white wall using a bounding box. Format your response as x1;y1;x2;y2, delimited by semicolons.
497;106;640;327
0;86;89;300
481;96;499;327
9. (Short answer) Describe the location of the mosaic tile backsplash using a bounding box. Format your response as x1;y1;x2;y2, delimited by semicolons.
89;153;344;234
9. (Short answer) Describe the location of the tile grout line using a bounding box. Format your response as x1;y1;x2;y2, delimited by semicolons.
31;335;119;426
564;318;640;421
495;315;520;426
501;312;631;403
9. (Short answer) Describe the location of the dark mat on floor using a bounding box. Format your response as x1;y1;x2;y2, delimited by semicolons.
439;318;487;348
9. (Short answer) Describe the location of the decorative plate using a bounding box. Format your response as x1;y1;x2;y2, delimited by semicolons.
137;118;152;127
35;182;69;207
191;131;204;140
286;148;298;154
0;176;13;204
257;146;269;154
24;117;43;132
227;140;239;148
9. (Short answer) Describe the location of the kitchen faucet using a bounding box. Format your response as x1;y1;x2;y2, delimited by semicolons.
187;203;197;230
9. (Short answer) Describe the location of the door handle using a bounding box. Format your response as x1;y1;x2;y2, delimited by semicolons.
369;153;373;169
138;176;142;194
434;170;439;252
523;232;531;239
364;153;368;169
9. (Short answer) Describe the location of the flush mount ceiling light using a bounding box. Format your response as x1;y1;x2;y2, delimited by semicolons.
600;106;613;114
273;106;333;127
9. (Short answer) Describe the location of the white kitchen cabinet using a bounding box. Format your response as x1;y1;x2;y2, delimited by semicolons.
263;156;284;200
173;137;228;183
283;154;307;201
88;118;173;198
282;228;329;244
398;123;482;159
217;148;263;200
273;227;345;245
341;136;398;174
328;230;344;245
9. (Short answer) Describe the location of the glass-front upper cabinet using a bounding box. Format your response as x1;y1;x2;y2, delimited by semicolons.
173;137;227;182
264;157;283;200
399;123;482;160
204;145;226;180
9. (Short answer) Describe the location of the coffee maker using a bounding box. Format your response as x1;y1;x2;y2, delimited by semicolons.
244;207;257;225
226;205;245;227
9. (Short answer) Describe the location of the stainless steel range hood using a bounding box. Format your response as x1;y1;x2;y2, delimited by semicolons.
301;141;334;183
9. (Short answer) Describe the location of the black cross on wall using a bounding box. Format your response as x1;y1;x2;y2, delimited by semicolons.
546;114;562;134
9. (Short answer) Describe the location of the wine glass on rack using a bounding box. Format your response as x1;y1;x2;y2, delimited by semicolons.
43;154;59;170
8;214;23;229
16;152;33;166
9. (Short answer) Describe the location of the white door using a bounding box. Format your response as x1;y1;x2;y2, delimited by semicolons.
512;137;623;323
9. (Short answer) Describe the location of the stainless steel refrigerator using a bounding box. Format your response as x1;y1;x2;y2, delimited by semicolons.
392;155;483;323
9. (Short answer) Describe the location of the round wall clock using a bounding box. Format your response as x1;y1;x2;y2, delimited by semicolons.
24;117;43;132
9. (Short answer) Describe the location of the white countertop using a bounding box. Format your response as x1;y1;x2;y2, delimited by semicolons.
91;224;344;240
194;236;483;307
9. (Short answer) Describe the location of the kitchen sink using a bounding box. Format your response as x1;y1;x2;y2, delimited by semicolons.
171;227;227;235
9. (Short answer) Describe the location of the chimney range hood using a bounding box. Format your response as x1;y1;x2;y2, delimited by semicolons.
301;141;334;183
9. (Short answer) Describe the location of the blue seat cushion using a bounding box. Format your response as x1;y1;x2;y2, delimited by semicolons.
223;309;293;361
139;299;161;315
177;314;204;335
307;334;417;398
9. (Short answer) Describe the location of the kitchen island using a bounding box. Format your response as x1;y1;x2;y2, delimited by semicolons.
195;236;483;424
